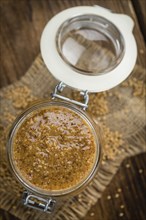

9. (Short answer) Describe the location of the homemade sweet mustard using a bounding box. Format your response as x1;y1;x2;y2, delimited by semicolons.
13;105;96;191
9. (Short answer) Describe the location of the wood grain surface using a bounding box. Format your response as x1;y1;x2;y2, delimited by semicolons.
132;0;146;41
0;0;146;220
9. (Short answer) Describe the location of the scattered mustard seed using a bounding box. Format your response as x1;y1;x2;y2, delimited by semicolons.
117;188;122;193
72;91;109;116
139;49;144;54
107;195;111;200
122;77;145;98
119;212;124;217
139;169;143;174
120;205;125;209
101;123;123;160
115;193;119;198
90;212;95;216
126;163;130;168
3;112;16;123
4;85;37;109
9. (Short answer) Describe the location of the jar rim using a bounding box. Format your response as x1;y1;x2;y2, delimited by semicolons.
7;100;101;197
56;14;125;76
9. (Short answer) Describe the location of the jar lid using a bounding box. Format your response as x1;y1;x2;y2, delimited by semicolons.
40;6;137;92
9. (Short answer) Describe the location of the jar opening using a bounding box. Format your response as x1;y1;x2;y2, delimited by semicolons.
56;14;125;75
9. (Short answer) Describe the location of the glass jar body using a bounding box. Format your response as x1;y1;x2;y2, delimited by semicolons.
7;100;102;211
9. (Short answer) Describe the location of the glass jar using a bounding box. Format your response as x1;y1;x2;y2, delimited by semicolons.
7;5;137;213
7;100;101;212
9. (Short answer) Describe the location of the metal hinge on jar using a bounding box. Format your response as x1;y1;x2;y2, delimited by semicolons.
23;191;56;213
52;82;89;110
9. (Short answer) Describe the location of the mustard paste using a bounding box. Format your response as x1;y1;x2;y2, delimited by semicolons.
13;106;96;191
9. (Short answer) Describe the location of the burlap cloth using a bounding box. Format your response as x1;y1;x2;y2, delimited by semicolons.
0;55;145;220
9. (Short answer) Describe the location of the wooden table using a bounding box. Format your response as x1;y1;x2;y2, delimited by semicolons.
0;0;145;219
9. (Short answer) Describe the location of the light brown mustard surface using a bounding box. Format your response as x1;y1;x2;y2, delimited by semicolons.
13;106;96;191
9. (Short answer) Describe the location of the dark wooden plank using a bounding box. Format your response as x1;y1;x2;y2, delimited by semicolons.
0;1;145;220
0;209;19;220
132;0;146;41
0;0;145;88
83;153;146;220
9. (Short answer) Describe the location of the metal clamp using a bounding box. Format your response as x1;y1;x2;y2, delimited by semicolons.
52;82;89;110
23;191;56;213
